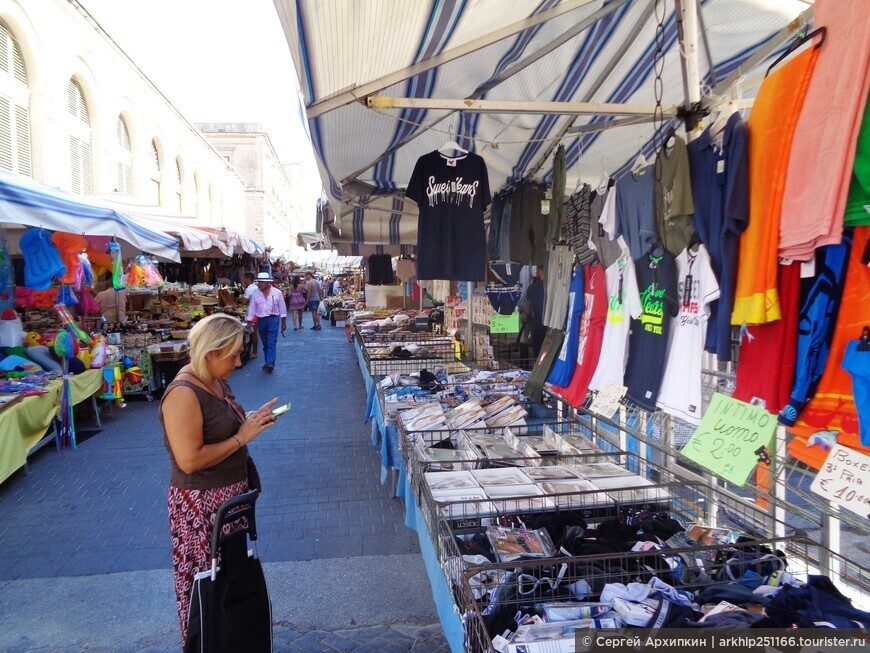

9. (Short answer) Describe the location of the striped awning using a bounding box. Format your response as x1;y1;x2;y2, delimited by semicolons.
277;0;812;251
91;194;266;257
0;171;181;261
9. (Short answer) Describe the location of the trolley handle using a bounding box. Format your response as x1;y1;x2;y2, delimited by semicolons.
209;489;260;562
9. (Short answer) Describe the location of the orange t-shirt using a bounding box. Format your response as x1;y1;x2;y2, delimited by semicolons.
732;47;819;326
788;226;870;469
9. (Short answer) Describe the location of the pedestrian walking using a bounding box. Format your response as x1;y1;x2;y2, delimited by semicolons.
287;276;306;330
159;313;278;647
305;271;323;330
241;272;259;358
245;272;287;372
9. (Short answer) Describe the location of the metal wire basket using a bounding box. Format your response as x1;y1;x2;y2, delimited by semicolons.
452;530;817;653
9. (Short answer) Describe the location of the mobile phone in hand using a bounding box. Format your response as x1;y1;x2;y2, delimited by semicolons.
271;403;291;417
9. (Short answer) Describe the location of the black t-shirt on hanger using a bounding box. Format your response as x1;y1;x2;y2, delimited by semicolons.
405;150;491;281
624;250;679;410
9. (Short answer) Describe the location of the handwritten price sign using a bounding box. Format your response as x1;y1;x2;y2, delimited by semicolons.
589;382;627;420
810;444;870;519
490;312;519;334
681;393;776;486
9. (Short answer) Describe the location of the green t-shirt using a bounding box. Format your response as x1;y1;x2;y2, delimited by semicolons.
845;92;870;227
655;135;698;256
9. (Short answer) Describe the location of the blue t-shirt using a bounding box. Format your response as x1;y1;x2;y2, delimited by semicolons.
687;113;749;361
842;340;870;446
615;168;657;260
547;264;585;387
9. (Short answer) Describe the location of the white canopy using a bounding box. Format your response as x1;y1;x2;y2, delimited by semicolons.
91;194;266;257
0;171;181;261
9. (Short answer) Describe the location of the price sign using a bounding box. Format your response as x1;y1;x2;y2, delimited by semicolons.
589;382;626;420
681;393;776;487
490;312;520;334
810;444;870;519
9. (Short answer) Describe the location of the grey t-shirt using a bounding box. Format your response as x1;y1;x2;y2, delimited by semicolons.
616;167;657;260
588;183;623;269
307;279;322;301
655;135;697;256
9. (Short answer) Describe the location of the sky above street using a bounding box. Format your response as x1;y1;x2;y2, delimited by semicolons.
82;0;314;167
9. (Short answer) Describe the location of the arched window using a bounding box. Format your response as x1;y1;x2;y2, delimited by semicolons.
116;116;132;194
67;78;91;194
149;139;160;205
0;22;30;176
174;157;183;211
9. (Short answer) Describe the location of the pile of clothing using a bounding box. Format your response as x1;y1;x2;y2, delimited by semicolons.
448;511;870;643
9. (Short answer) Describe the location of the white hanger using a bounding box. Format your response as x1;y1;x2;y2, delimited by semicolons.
439;116;469;155
709;77;744;136
630;136;649;175
572;136;586;193
598;152;610;191
438;138;468;155
709;100;739;136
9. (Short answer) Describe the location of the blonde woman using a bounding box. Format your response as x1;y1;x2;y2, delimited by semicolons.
159;313;277;645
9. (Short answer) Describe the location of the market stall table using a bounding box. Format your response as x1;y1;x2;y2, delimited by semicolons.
0;369;103;484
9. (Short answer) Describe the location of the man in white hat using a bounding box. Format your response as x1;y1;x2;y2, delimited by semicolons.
245;272;287;372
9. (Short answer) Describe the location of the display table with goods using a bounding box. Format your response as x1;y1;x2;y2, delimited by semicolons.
0;368;104;484
370;368;536;495
406;424;870;652
352;360;870;653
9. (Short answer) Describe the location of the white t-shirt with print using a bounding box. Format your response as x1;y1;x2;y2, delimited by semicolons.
588;252;642;392
656;245;720;424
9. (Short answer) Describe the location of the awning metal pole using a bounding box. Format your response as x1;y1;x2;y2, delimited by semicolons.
367;96;678;118
675;0;702;136
466;281;474;362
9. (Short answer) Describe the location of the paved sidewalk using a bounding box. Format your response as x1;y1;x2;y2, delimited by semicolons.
0;320;450;652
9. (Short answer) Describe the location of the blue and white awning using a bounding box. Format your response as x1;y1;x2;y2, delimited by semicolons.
0;171;181;261
277;0;812;250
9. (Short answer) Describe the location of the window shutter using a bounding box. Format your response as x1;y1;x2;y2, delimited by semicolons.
70;135;80;195
15;103;29;176
82;141;92;195
12;39;24;84
116;117;132;194
0;22;30;177
68;79;77;116
0;24;8;75
0;95;12;172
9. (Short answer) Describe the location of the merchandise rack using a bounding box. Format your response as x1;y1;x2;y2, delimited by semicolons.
431;478;868;653
452;530;818;653
363;345;465;377
550;368;868;544
397;419;619;504
376;377;528;427
418;451;693;567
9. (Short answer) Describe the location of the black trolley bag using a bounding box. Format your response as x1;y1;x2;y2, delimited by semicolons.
185;489;272;653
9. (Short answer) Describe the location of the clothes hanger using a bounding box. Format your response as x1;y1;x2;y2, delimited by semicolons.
438;115;469;156
765;26;826;78
569;135;589;194
630;135;649;175
709;78;744;136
